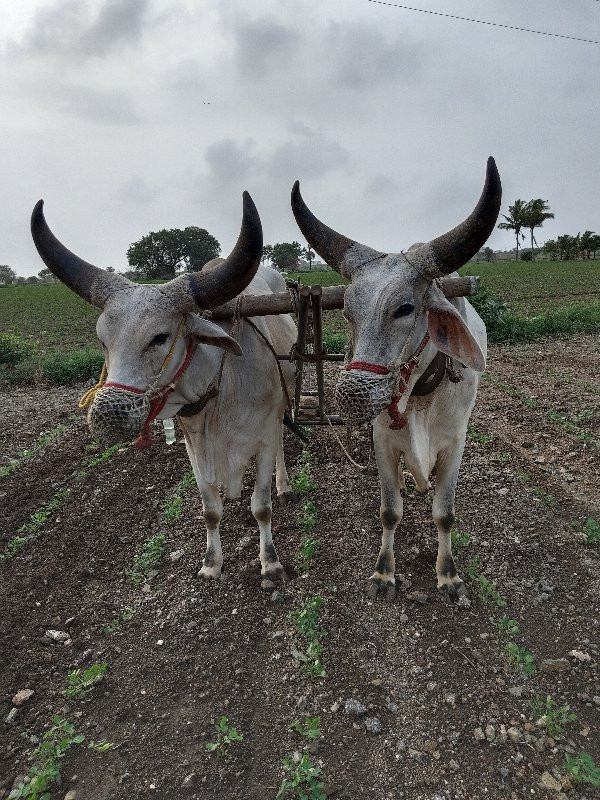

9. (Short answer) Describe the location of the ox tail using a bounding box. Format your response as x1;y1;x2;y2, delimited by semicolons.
283;411;309;443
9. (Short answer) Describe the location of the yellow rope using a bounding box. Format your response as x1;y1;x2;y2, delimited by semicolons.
78;316;188;410
78;362;107;409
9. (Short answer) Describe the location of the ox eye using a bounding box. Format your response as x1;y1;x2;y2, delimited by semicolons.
393;303;414;319
150;332;169;347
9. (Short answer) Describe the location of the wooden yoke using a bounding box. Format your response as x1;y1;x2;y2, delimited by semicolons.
208;274;479;425
210;275;478;320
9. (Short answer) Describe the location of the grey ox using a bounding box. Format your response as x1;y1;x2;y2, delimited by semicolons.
292;157;501;601
31;193;296;584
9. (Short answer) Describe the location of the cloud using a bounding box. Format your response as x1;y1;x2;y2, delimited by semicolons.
57;85;142;125
231;14;300;79
13;0;149;61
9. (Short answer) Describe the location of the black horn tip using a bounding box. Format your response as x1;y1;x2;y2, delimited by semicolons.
31;199;45;229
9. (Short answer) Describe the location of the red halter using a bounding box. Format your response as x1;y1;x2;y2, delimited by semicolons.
345;333;431;430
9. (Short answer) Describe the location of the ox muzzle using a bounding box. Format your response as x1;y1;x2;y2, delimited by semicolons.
87;386;151;444
334;367;397;426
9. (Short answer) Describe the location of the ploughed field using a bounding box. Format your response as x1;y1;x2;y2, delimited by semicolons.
1;333;599;800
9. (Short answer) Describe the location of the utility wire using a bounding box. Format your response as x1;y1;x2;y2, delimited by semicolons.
366;1;600;45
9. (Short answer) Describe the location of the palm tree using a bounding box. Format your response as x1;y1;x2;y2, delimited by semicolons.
521;199;554;261
497;199;527;261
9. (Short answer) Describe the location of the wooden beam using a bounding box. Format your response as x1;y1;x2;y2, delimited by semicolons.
209;275;478;320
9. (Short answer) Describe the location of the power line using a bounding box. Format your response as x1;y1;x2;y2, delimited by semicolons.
366;1;600;45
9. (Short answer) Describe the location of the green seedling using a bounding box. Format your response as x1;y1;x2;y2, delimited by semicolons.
505;642;536;676
582;517;600;545
88;739;115;753
162;494;183;520
291;596;326;678
77;443;122;477
205;716;243;754
291;448;316;496
13;716;84;800
103;606;135;636
494;616;520;637
467;425;493;446
531;486;557;507
530;694;576;737
0;424;67;479
18;489;71;535
565;752;600;787
296;535;319;573
546;409;597;447
291;717;321;740
299;500;317;533
451;528;471;550
126;533;166;585
63;662;108;699
465;557;506;609
277;753;327;800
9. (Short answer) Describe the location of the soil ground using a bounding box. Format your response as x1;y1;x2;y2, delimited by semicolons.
1;336;599;800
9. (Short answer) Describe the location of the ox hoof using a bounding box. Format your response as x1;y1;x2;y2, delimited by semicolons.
261;563;286;590
437;580;469;605
198;564;222;580
277;490;298;506
365;576;397;602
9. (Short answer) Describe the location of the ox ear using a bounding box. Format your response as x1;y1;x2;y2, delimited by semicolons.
186;314;243;356
425;293;486;373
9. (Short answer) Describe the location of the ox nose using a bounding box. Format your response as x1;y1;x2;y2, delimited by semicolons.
335;369;395;425
87;386;151;444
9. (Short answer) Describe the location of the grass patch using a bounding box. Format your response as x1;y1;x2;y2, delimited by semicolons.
126;533;167;586
40;348;104;384
582;517;600;545
565;752;600;787
77;443;123;477
451;528;471;551
322;328;348;353
291;448;316;496
0;331;36;365
466;425;493;446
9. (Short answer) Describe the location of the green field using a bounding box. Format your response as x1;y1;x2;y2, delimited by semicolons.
1;259;599;383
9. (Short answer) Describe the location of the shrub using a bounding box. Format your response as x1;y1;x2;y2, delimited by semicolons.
520;250;534;262
41;348;104;384
0;332;35;365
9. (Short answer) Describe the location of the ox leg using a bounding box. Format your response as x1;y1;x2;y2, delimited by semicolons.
366;436;403;602
197;480;224;579
275;418;296;505
252;442;285;586
433;442;468;602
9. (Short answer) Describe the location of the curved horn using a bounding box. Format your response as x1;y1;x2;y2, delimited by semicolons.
31;200;130;307
426;157;502;276
184;191;262;309
291;181;380;278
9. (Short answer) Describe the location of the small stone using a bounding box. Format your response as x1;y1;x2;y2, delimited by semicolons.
407;590;428;604
399;613;409;623
12;689;34;707
63;791;77;800
364;717;382;734
448;759;459;772
508;727;521;743
474;727;485;741
508;686;524;697
169;549;184;562
485;724;496;742
5;708;18;725
270;591;282;603
344;698;367;716
521;441;534;449
444;693;456;706
45;629;69;642
457;595;471;609
568;650;591;662
499;767;509;778
540;771;562;792
498;487;509;496
593;696;600;707
540;658;571;673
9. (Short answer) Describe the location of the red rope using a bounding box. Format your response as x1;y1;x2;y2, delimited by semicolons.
345;361;390;375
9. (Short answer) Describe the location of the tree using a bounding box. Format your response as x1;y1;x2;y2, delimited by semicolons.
261;245;274;265
483;246;495;262
38;268;58;283
270;241;304;272
521;199;554;260
579;230;596;260
589;234;600;259
497;199;527;261
302;246;315;270
127;227;220;279
0;265;17;285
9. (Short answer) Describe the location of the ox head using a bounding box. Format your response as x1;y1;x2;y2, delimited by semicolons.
31;193;262;442
291;158;501;423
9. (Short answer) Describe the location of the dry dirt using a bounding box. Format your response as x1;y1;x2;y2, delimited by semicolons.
1;335;599;800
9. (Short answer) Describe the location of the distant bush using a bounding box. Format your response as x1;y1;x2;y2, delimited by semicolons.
41;348;104;384
520;251;534;262
0;332;35;365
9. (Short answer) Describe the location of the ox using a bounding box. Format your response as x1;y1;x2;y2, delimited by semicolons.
31;193;296;585
292;158;501;601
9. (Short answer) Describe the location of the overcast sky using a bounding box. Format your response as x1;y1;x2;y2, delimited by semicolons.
1;0;599;276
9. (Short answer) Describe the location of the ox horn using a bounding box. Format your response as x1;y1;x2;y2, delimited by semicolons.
424;156;502;277
31;200;131;307
291;181;380;279
179;191;262;309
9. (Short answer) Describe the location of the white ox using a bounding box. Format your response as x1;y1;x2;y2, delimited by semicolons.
292;158;502;601
31;193;296;584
